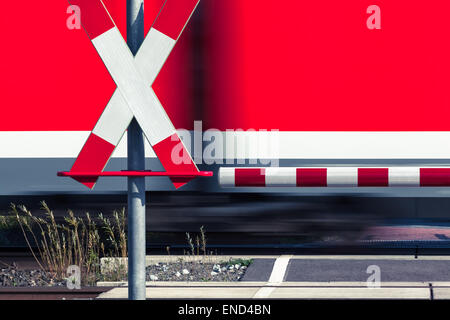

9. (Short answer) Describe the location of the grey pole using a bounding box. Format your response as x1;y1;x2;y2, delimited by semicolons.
127;0;146;300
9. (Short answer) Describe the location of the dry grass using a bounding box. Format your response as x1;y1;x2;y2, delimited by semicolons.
182;225;217;264
10;201;127;286
9;205;222;285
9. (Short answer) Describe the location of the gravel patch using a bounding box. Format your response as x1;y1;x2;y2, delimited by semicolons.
0;263;65;287
144;260;250;282
0;258;253;286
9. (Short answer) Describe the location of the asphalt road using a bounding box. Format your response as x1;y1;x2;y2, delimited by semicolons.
240;258;275;281
241;256;450;282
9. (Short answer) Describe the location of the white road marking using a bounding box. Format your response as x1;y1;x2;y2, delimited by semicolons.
268;255;292;283
253;255;292;299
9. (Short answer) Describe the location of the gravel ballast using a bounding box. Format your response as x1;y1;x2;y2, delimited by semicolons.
144;261;249;282
0;263;65;287
0;258;253;286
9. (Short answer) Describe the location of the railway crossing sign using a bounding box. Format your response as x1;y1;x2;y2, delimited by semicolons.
58;0;211;300
66;0;200;189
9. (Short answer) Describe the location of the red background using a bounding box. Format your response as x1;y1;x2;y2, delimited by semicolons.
0;0;193;131
1;1;449;131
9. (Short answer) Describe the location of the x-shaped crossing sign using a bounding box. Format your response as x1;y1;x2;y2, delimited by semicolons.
67;0;200;189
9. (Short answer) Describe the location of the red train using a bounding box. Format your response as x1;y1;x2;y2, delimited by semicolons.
1;0;450;197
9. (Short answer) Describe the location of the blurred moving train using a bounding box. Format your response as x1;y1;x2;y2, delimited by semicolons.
1;1;450;240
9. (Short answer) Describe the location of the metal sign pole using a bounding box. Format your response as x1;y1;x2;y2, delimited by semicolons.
59;0;208;300
126;0;146;301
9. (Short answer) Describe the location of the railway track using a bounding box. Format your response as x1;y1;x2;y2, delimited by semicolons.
4;238;450;259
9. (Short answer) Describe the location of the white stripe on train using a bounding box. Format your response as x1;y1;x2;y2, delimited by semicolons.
3;131;450;159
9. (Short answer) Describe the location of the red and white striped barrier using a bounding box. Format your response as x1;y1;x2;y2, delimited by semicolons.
219;167;450;187
67;0;199;189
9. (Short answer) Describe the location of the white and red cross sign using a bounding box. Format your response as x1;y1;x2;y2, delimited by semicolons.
66;0;200;189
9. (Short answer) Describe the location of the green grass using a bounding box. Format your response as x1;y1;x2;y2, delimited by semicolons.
223;258;253;267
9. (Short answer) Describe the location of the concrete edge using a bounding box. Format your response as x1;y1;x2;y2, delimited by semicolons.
96;281;450;287
103;255;265;263
96;286;437;300
288;255;450;260
103;255;450;263
100;255;258;274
